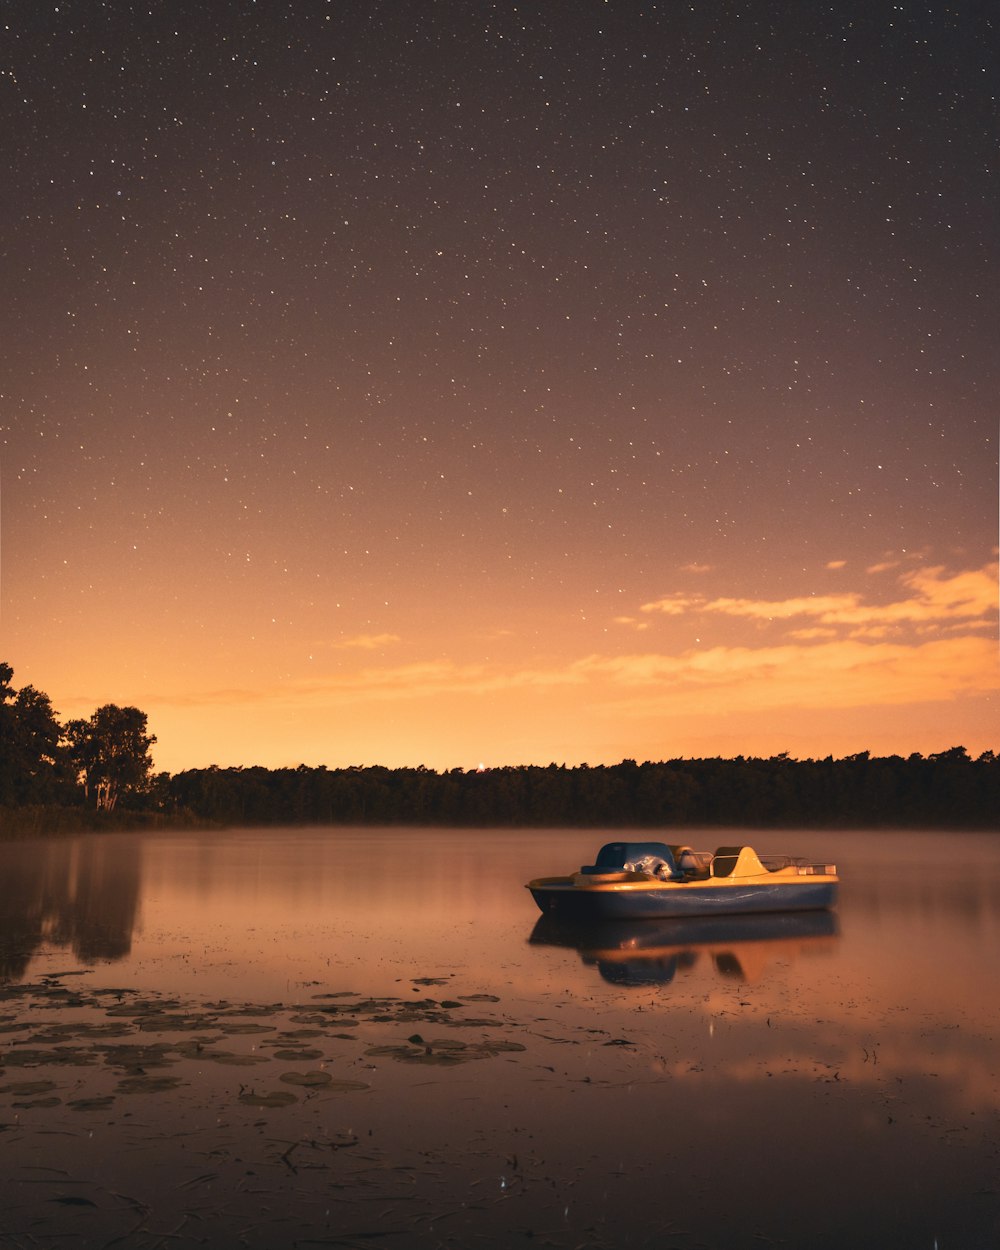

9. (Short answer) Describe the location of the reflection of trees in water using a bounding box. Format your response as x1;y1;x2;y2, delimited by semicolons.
0;836;141;981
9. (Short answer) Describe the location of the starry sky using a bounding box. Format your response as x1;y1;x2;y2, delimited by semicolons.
1;0;997;774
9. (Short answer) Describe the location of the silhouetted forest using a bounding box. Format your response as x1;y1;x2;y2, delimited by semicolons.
2;663;997;831
159;749;999;830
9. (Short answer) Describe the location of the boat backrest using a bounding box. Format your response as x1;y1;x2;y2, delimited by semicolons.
580;841;678;876
711;846;769;878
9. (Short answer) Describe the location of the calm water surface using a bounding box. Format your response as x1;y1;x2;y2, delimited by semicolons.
1;826;998;1249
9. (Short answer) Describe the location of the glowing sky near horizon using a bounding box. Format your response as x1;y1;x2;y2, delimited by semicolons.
1;1;996;773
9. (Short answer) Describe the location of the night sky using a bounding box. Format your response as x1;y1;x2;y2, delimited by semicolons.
2;1;996;773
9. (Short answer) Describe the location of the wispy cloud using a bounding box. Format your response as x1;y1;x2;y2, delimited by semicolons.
572;635;999;714
334;632;402;650
642;563;996;636
640;592;705;616
705;593;861;621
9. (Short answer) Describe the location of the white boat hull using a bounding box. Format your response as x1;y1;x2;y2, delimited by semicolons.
528;875;838;920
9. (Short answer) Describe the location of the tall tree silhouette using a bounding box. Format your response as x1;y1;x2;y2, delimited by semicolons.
0;663;71;804
65;705;156;811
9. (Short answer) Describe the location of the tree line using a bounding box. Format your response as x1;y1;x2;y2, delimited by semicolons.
164;750;998;830
1;662;997;830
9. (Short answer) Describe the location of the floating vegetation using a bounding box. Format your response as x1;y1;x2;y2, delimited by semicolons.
27;1022;133;1045
136;1012;218;1032
287;1011;342;1026
116;1074;183;1094
279;1070;334;1087
214;1020;277;1035
0;972;517;1148
1;1078;59;1095
237;1088;297;1108
100;1042;178;1070
173;1037;225;1057
3;1047;97;1068
207;1052;270;1066
365;1037;526;1065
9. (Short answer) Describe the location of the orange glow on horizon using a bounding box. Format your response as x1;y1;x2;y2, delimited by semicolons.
14;556;995;774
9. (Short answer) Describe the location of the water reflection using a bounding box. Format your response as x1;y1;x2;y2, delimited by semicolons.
0;828;998;1250
0;836;141;981
529;909;840;985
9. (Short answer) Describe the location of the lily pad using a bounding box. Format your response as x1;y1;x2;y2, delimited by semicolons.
173;1037;226;1058
4;1048;96;1068
105;998;172;1018
205;1052;269;1066
279;1070;333;1087
29;1021;131;1043
100;1043;177;1071
67;1096;115;1111
1;1079;58;1095
364;1044;465;1065
137;1013;216;1033
237;1089;297;1108
116;1074;184;1094
364;1037;524;1064
218;1003;283;1017
478;1040;527;1055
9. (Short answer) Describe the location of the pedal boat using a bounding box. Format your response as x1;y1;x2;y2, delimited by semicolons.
527;840;839;920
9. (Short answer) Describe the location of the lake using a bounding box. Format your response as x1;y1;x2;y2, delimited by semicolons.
1;826;998;1249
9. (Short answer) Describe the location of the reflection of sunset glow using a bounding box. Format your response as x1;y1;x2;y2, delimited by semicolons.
3;827;999;1247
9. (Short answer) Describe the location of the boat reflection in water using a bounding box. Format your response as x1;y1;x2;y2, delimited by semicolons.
529;908;840;986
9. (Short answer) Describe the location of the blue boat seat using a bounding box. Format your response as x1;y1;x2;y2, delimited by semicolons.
580;842;679;878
